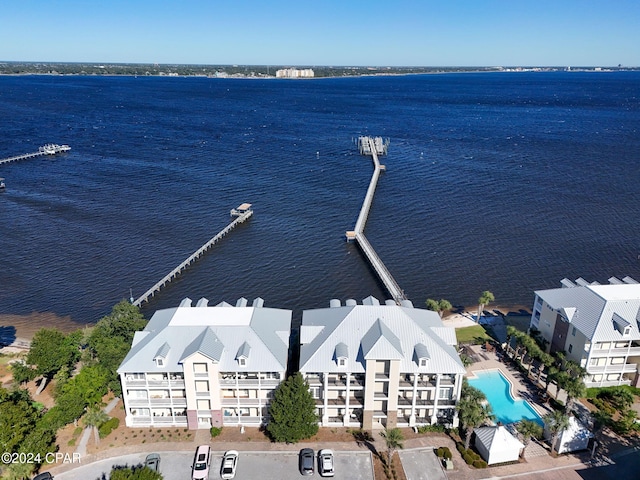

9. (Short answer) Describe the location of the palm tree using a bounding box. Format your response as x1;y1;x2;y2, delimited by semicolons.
536;352;554;386
516;420;543;459
505;325;518;357
379;427;404;466
544;410;570;455
563;377;586;413
425;298;452;318
477;291;495;323
83;405;109;445
458;382;494;450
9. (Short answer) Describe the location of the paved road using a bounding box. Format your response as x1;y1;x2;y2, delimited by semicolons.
53;450;374;480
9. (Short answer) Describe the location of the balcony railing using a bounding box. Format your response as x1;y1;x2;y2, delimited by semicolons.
588;364;638;374
222;416;263;425
221;398;264;406
590;347;640;357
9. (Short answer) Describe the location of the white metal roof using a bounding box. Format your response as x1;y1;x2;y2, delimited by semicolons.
535;281;640;342
118;298;291;374
299;297;465;374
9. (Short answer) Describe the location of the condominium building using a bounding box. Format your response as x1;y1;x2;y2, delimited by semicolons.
299;296;466;429
117;297;291;429
529;276;640;387
275;68;314;78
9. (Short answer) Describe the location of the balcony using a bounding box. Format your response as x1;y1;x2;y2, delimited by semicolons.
222;416;263;425
590;347;640;357
375;373;390;381
221;397;263;406
588;364;638;374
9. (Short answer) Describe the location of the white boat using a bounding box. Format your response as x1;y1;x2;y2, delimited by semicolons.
0;177;5;190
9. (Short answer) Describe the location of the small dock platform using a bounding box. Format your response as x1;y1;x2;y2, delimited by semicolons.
0;144;71;166
348;136;408;304
133;204;253;307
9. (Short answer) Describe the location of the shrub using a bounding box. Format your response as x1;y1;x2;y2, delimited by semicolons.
463;454;473;464
99;417;120;438
210;426;223;438
442;447;452;460
417;424;446;434
473;459;488;468
436;447;444;458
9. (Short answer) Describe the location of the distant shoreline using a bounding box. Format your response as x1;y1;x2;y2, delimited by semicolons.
0;62;636;79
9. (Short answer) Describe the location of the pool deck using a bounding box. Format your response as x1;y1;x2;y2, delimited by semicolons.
465;344;553;420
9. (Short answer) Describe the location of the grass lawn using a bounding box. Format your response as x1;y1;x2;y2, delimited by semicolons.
455;324;493;344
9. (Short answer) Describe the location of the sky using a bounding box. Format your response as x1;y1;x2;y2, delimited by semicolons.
1;0;639;67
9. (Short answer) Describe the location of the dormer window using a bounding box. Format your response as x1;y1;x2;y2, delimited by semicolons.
236;341;250;367
154;342;170;368
414;343;430;368
335;342;348;368
613;314;631;337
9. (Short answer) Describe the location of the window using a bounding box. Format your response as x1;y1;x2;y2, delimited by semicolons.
155;358;164;367
196;399;210;410
568;344;573;353
195;380;209;393
239;357;247;367
338;357;346;367
193;363;208;374
571;326;577;337
438;388;452;400
419;358;427;367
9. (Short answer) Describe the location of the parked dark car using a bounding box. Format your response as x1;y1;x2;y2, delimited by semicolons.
299;448;314;476
33;473;54;480
145;453;161;472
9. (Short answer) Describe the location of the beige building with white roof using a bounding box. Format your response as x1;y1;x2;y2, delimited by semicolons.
118;297;291;429
299;296;466;429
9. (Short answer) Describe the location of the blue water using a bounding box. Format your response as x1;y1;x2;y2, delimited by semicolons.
469;370;543;425
1;72;639;325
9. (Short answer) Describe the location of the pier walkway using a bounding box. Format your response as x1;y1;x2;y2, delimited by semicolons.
0;144;71;165
347;136;407;304
133;204;253;307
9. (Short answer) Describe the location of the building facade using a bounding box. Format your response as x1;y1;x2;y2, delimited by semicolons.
299;296;466;429
117;297;291;429
529;276;640;387
275;68;314;78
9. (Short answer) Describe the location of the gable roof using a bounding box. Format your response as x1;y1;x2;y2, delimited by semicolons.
361;319;404;360
181;327;224;362
535;281;640;342
118;298;292;374
299;297;465;374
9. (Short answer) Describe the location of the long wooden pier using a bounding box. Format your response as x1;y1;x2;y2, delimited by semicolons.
133;204;253;307
347;136;407;304
0;144;71;166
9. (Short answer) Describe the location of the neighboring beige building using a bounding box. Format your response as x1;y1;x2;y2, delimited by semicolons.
299;296;466;429
529;276;640;387
275;68;314;78
117;297;291;429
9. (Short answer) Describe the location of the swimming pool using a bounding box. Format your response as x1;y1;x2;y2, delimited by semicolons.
468;370;543;425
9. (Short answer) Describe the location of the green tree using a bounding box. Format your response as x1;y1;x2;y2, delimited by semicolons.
10;361;37;387
87;300;147;395
379;427;404;466
425;298;452;318
83;405;109;446
544;410;570;455
2;461;35;480
516;420;543;459
477;291;495;323
62;365;110;406
26;328;80;394
505;325;518;357
18;426;56;465
536;351;554;386
266;373;318;443
0;389;39;453
563;377;586;413
457;381;494;450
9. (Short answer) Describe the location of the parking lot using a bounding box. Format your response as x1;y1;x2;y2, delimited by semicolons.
52;449;374;480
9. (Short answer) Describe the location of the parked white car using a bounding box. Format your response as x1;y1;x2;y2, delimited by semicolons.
318;449;334;477
220;450;238;479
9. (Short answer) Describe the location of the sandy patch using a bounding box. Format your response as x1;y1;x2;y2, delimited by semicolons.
0;312;86;352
